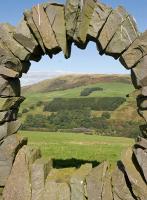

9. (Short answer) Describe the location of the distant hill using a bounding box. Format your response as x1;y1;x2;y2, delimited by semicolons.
22;74;131;95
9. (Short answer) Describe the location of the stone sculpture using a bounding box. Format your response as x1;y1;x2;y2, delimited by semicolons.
0;0;146;199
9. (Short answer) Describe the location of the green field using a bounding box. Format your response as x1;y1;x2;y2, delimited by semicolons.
21;82;134;110
20;131;134;168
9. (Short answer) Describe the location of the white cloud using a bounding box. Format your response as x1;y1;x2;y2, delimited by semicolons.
20;70;86;86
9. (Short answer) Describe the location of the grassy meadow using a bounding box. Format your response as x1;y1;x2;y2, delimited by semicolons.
20;131;134;168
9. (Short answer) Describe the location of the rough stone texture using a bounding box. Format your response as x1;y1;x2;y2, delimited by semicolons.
0;66;19;78
101;170;113;200
74;0;96;44
45;3;69;57
88;1;112;39
86;161;109;200
0;97;24;111
98;6;128;52
112;165;135;200
105;15;138;57
70;163;92;200
121;148;147;200
0;41;24;72
65;0;81;39
0;23;30;61
44;181;71;200
134;148;147;183
0;109;18;124
0;76;20;97
32;4;60;55
14;19;41;60
31;158;52;200
131;55;147;88
0;135;27;186
3;146;41;200
0;120;21;142
135;136;147;149
120;31;147;69
24;10;46;54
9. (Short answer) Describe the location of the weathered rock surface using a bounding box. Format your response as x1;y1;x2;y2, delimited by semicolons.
86;161;109;200
45;3;69;57
135;136;147;149
3;146;41;200
0;120;21;141
65;0;81;39
131;55;147;88
101;170;113;200
24;10;46;54
134;148;147;183
14;19;41;59
44;167;75;200
88;1;112;39
98;6;128;52
0;76;20;97
70;163;92;200
0;109;18;124
31;158;52;200
74;0;96;45
0;66;19;78
121;148;147;200
0;135;27;186
0;97;24;111
0;23;30;61
120;31;147;68
112;165;135;200
105;15;138;57
32;4;60;55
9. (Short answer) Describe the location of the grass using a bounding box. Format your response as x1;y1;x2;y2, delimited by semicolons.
21;82;134;110
20;131;134;168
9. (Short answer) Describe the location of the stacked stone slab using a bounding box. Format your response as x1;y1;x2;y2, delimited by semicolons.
0;0;146;198
2;146;147;199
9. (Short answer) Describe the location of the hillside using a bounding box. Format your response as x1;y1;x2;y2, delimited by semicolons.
22;74;131;95
20;74;143;138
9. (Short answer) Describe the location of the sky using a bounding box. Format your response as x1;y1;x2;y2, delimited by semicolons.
0;0;147;85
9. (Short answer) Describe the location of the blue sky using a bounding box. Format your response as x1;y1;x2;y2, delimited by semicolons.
0;0;146;85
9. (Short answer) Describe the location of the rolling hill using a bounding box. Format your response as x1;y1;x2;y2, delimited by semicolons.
20;74;144;137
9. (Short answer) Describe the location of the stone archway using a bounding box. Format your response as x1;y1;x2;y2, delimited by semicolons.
0;0;147;199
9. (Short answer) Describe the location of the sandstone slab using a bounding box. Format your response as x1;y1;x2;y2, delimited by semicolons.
44;180;71;200
0;120;21;141
31;158;52;200
3;146;41;200
74;0;96;44
45;3;69;57
0;76;20;97
86;161;109;200
134;148;147;183
24;10;46;54
135;136;147;149
65;0;81;39
0;23;30;61
106;15;138;57
121;148;147;200
120;31;147;68
0;109;18;124
112;165;135;200
88;1;112;39
101;168;113;200
70;163;92;200
0;97;24;112
131;55;147;88
0;65;19;78
32;4;60;55
98;6;128;52
0;135;27;186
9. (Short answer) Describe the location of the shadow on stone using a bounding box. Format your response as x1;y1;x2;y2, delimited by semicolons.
53;158;100;169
